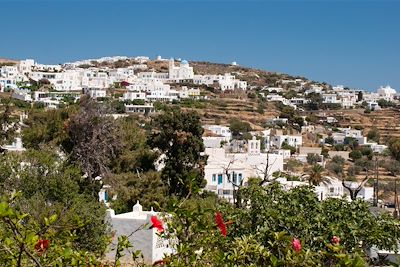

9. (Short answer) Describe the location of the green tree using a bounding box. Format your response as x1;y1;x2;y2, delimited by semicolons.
307;164;325;186
344;137;359;150
389;138;400;161
0;194;102;267
110;171;168;214
0;150;109;257
281;141;296;154
306;153;320;165
305;93;323;110
165;181;400;266
357;91;363;102
229;118;251;139
149;109;206;198
326;156;345;177
367;127;380;143
22;108;73;149
0;100;18;146
349;150;363;161
325;136;335;145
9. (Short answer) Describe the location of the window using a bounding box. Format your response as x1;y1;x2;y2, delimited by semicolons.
233;173;237;184
238;173;242;183
223;190;231;195
212;174;216;182
218;174;223;185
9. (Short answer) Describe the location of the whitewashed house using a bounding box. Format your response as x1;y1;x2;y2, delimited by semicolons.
105;202;173;265
204;137;284;202
123;91;147;101
377;85;396;101
84;87;107;99
322;93;340;104
203;125;232;142
1;137;26;152
271;134;303;149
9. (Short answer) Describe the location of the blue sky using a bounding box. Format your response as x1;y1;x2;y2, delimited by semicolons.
1;0;399;91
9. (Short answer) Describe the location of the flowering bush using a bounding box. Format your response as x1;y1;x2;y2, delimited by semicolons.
162;179;400;266
0;193;102;266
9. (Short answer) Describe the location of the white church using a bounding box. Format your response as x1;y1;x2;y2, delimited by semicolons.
168;59;194;81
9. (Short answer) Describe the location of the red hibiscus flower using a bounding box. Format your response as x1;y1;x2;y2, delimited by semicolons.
292;238;302;252
215;212;227;237
150;216;164;233
331;235;340;245
35;239;50;255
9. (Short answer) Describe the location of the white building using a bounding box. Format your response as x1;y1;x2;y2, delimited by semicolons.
204;137;284;202
203;125;232;142
271;135;303;149
84;87;107;99
12;89;32;102
274;149;291;160
278;177;373;202
125;104;156;114
18;59;35;74
377;85;396;101
105;202;173;265
123;91;146;101
168;59;194;80
193;73;247;91
179;86;201;99
1;137;26;152
367;101;381;111
322;93;340;104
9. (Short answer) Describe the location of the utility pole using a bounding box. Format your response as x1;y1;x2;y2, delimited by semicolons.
373;155;379;207
394;179;399;218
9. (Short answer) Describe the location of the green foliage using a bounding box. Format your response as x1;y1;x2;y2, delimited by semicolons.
229;118;251;138
149;109;206;198
307;164;325;185
381;159;400;176
306;153;320;165
304;93;323;110
344;137;359;150
111;116;157;174
285;159;303;172
110;171;168;214
281;141;296;154
367;127;380;143
389;138;400;161
325;136;335;145
0;101;18;146
0;150;109;265
377;99;396;108
165;182;399;266
349;150;363;161
0;193;102;266
22;108;73;149
111;100;125;114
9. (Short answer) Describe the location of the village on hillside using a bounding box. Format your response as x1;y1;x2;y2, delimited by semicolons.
1;55;400;265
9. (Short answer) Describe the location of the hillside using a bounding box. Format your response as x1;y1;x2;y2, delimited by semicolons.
0;58;18;66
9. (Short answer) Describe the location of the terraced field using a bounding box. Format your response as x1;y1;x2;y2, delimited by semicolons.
182;97;279;130
319;108;400;141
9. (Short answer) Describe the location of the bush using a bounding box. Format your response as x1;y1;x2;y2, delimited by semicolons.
307;153;320;165
349;150;363;161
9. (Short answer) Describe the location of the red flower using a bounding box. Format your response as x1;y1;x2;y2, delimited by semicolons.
331;235;340;245
215;212;227;237
292;238;302;252
150;216;164;233
35;239;50;254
